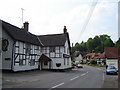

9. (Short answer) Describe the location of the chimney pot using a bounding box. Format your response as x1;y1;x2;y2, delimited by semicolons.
63;26;67;33
23;21;29;31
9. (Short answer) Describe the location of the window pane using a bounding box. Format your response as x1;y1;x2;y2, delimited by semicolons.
50;47;55;52
19;59;23;66
56;50;59;53
56;54;60;57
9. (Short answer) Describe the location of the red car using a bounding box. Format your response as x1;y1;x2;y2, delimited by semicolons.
76;64;83;68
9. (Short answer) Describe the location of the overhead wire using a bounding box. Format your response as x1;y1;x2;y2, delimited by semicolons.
77;0;98;42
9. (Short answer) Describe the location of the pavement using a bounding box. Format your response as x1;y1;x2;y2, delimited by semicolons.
97;66;118;88
2;70;54;84
102;73;118;88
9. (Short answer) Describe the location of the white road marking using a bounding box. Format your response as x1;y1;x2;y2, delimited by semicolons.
49;70;89;90
80;72;88;77
86;72;88;74
70;76;79;81
50;83;64;89
81;73;86;76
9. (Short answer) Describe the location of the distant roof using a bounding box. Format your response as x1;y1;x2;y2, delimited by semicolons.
38;33;69;46
1;20;42;46
96;52;105;59
86;53;96;59
85;52;105;59
105;47;120;59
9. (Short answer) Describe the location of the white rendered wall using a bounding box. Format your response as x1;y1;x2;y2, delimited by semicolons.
106;59;118;70
2;29;13;70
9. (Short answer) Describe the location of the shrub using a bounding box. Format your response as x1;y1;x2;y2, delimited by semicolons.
90;59;97;64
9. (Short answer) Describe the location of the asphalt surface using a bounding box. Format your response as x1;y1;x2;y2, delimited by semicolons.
102;74;118;88
2;65;118;89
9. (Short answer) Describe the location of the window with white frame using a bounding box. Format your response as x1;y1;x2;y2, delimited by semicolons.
50;47;55;52
19;55;26;66
26;43;31;54
55;47;61;58
42;47;47;54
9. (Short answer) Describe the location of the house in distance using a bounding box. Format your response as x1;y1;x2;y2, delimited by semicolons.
1;20;72;72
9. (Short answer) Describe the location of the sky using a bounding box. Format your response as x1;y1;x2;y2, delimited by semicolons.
0;0;119;45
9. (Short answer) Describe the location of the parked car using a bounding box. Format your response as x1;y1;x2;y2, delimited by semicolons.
76;64;83;68
106;66;117;75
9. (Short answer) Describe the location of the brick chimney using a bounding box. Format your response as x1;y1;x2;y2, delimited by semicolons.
63;26;67;33
23;22;29;31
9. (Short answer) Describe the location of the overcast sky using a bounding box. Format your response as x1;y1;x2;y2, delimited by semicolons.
0;0;119;45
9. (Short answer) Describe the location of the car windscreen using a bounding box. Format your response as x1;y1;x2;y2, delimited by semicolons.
108;66;115;69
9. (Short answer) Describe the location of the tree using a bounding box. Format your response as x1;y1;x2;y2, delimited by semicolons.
99;34;114;52
71;42;80;53
104;39;114;47
86;38;94;52
72;34;115;54
93;35;101;52
115;38;120;47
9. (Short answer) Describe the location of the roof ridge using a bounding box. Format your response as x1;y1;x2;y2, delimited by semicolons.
2;20;22;30
38;33;65;37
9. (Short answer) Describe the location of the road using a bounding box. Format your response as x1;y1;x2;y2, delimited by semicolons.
3;65;105;89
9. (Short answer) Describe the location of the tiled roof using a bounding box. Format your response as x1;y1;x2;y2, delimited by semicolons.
105;47;119;59
96;52;105;59
1;20;71;49
2;20;42;46
85;52;105;59
86;53;96;59
38;33;68;46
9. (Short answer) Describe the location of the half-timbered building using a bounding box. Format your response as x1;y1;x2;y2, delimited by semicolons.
1;20;42;71
1;20;72;71
38;26;72;70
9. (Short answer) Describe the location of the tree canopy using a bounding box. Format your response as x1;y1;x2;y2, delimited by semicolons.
72;34;117;55
115;38;120;47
